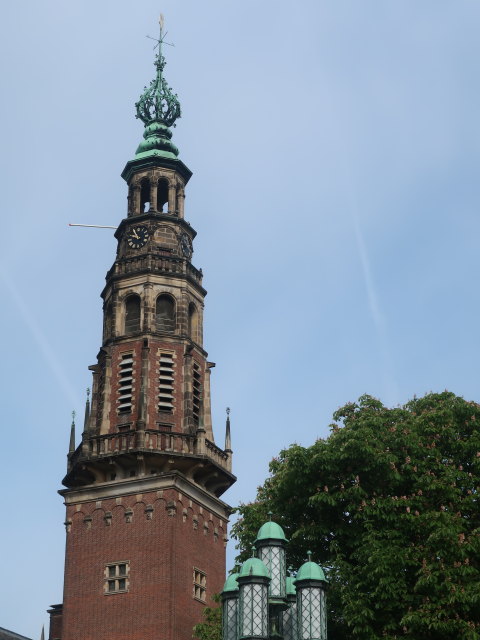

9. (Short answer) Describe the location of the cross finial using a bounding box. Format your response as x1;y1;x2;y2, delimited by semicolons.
86;387;90;399
226;407;231;417
71;410;76;423
146;12;174;56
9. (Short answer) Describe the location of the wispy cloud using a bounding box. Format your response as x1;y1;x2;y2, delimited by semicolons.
0;268;80;409
348;198;399;405
322;80;399;405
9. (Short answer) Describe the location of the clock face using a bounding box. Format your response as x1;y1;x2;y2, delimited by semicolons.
180;233;193;258
126;225;149;249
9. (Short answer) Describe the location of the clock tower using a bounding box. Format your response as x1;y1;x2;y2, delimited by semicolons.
49;23;235;640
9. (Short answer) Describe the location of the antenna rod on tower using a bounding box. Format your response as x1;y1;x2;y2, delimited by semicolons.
69;223;118;229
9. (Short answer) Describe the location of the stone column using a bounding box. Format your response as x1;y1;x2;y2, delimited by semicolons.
143;283;154;332
88;365;100;433
136;339;150;443
100;354;112;435
150;179;158;212
203;362;215;440
133;185;141;214
168;183;176;215
177;187;185;219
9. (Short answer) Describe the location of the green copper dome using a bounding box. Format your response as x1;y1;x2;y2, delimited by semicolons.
222;573;240;593
134;17;181;161
239;557;270;579
255;520;288;543
286;575;296;596
294;561;327;584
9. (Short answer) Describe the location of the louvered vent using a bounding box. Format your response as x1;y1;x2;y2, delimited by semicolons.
118;354;134;414
158;352;174;413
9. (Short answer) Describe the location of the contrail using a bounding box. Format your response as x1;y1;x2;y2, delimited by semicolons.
321;80;399;405
0;268;80;410
348;197;399;405
351;206;384;332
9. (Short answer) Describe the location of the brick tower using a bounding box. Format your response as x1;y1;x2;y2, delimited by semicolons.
49;21;235;640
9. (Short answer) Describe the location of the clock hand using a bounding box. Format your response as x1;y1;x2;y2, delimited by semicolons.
132;230;140;239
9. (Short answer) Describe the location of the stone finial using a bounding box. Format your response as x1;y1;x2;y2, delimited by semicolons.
225;407;232;452
69;410;76;454
83;388;91;431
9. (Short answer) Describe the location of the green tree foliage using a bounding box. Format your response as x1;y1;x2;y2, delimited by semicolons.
193;594;222;640
231;392;480;640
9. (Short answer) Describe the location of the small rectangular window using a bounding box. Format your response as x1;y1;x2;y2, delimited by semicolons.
105;562;130;594
193;568;206;602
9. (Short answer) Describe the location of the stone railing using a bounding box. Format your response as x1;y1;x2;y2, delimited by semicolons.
205;438;229;468
105;255;203;287
76;429;230;472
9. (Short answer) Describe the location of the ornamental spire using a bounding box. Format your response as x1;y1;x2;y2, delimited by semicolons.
134;15;182;160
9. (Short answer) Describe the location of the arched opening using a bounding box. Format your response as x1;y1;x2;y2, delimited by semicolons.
124;295;141;333
155;294;175;332
127;185;134;215
188;303;198;341
103;302;113;340
140;178;151;212
157;178;169;213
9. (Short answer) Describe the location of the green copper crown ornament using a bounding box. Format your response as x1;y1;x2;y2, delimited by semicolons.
134;15;181;160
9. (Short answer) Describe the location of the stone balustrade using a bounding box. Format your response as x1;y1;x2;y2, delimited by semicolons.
105;254;203;286
72;429;230;472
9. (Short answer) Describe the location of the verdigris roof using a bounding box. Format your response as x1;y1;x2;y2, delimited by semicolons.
255;520;288;543
239;557;270;579
222;572;239;593
294;560;327;583
286;575;296;596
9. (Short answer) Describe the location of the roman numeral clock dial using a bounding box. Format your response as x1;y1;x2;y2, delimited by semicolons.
126;225;149;249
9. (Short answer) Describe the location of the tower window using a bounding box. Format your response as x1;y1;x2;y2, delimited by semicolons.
158;352;174;413
156;294;175;332
188;303;198;342
104;562;130;594
140;178;150;212
157;178;169;213
103;302;113;341
192;362;201;425
127;185;134;215
125;295;141;333
118;354;134;414
193;568;206;602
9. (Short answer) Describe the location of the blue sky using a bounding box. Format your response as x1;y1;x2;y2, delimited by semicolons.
2;1;480;637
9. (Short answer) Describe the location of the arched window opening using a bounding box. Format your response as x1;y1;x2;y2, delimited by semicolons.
140;179;151;212
157;179;169;213
188;303;198;341
103;302;113;340
125;295;141;333
127;185;134;215
156;294;175;332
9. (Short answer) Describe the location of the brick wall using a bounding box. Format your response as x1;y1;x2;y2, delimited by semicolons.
61;487;226;640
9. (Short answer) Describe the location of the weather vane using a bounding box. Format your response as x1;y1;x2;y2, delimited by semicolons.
146;13;175;53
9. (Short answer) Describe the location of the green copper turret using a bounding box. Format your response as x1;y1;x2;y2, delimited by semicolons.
122;17;191;184
134;20;181;161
